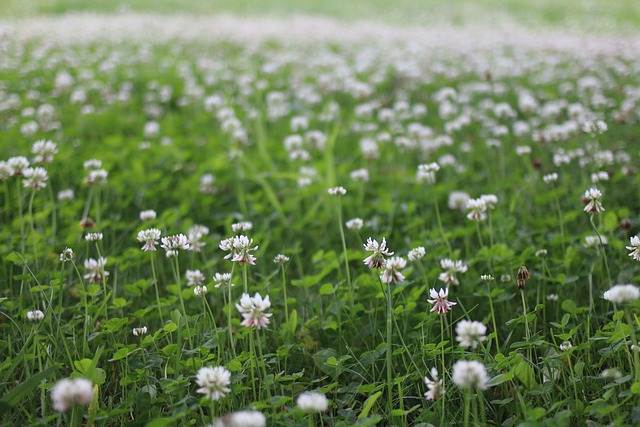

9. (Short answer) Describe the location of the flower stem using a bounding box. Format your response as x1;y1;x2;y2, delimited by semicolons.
336;198;353;308
150;253;164;324
385;282;394;421
589;215;611;286
433;195;452;256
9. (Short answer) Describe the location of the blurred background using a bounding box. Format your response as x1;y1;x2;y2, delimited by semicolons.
1;0;638;34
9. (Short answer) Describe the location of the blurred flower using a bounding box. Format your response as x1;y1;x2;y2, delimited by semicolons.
84;257;109;283
194;285;208;297
212;410;266;427
439;258;468;286
22;167;48;191
516;265;530;290
296;391;329;413
380;256;407;284
132;326;148;336
452;361;489;390
273;254;289;264
186;269;205;287
137;229;161;251
327;186;347;196
85;232;103;242
346;218;364;230
407;247;426;261
465;198;487;222
27;310;44;322
32;139;57;164
560;341;572;352
604;284;640;304
455;320;487;349
231;221;253;233
59;247;74;262
626;236;640;261
51;378;93;412
424;367;444;400
236;292;272;329
213;273;234;289
139;210;157;221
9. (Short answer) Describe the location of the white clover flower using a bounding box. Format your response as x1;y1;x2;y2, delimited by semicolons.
296;391;329;413
195;366;231;401
213;410;266;427
424;367;445;400
427;287;457;315
407;247;426;261
59;247;74;262
455;320;487;349
591;171;609;183
32;139;57;164
465;198;487;222
582;119;608;136
584;235;607;248
480;274;494;282
84;169;108;185
187;225;209;252
27;310;44;321
547;294;559;301
273;254;289;264
380;256;407;284
213;273;234;289
560;341;572;352
161;234;190;257
200;173;216;194
132;326;148;336
83;159;102;170
448;191;470;210
350;168;369;182
0;161;14;180
139;210;157;221
451;361;489;390
220;235;258;265
83;257;109;283
604;284;640;304
601;368;622;380
8;156;30;175
85;232;103;242
345;218;364;230
236;292;272;329
416;162;440;184
194;285;208;297
583;187;604;214
57;189;74;201
22;167;48;191
363;237;394;269
438;259;468;286
50;378;94;412
186;269;205;287
231;221;253;233
327;186;347;196
626;236;640;261
137;228;161;251
543;173;558;184
535;249;548;258
480;194;498;209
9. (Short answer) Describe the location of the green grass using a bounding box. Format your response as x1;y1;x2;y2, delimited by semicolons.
1;0;640;33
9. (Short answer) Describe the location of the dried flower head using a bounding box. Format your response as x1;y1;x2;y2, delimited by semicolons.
517;265;530;290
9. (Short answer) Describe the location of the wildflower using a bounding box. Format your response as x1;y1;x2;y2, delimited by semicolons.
195;366;231;401
8;156;29;175
85;232;103;242
59;247;74;262
346;218;364;230
591;171;609;183
200;173;215;194
0;161;14;180
427;288;457;315
416;162;440;184
448;191;470;210
601;368;622;380
132;326;148;336
57;189;74;201
84;169;108;185
186;269;205;287
137;229;161;251
582;119;607;136
350;168;369;182
465;198;487;222
516;266;530;290
213;273;234;288
451;361;489;390
213;410;266;427
27;310;44;321
231;221;253;233
236;292;272;329
438;258;468;286
83;257;109;283
583;187;604;214
407;247;426;261
50;378;94;412
83;159;102;170
161;234;190;257
219;235;258;265
273;254;289;264
455;320;487;349
535;249;547;258
480;274;494;282
194;285;208;297
363;237;394;269
22;167;48;191
32;139;57;164
187;225;209;252
560;341;572;352
424;367;445;400
139;210;157;221
327;186;347;196
584;235;607;248
380;257;407;284
543;173;558;184
547;294;559;301
480;194;498;209
500;274;511;282
626;236;640;261
296;391;329;413
603;284;640;304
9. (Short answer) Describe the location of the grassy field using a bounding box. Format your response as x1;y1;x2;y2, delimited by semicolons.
1;0;640;33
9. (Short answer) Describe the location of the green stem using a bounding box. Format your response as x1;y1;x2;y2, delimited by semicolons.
386;282;394;421
336;197;353;308
433;195;452;256
172;256;193;350
589;215;611;286
150;253;164;324
487;282;500;353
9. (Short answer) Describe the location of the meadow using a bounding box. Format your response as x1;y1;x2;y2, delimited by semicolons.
1;4;640;427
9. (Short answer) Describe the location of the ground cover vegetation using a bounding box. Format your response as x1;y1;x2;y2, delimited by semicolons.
1;30;640;427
